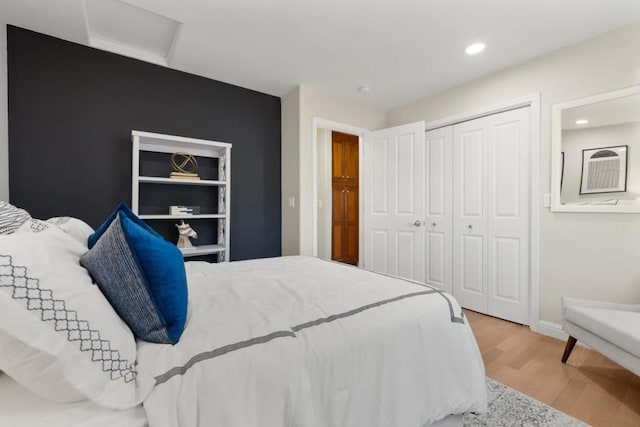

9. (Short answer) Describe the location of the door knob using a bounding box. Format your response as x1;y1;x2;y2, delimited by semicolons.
432;222;437;227
468;224;473;230
414;220;422;227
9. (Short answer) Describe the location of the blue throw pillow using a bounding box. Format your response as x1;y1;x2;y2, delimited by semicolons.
88;202;160;249
81;211;188;344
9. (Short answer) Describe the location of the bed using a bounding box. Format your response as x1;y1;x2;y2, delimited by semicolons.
0;373;147;427
0;204;486;427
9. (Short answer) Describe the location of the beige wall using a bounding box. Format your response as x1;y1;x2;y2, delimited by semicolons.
0;24;8;201
316;128;332;259
282;84;387;256
281;87;301;255
388;22;640;325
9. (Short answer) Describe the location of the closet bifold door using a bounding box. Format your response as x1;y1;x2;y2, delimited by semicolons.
452;108;530;325
486;108;530;325
425;127;453;293
453;117;489;314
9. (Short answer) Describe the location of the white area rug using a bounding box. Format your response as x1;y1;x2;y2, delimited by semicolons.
463;378;587;426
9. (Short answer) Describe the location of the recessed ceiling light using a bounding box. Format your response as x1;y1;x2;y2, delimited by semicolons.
465;43;486;55
575;119;589;125
358;85;371;93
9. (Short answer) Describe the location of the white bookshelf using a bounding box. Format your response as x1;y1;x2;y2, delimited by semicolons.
138;214;226;220
179;244;225;256
132;130;231;262
138;176;227;186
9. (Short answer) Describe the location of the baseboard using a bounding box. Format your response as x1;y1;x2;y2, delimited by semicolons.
534;320;589;348
536;320;567;341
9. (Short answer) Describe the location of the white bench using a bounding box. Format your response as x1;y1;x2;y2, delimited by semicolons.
561;297;640;376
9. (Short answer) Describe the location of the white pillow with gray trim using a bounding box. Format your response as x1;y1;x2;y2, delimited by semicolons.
0;224;154;408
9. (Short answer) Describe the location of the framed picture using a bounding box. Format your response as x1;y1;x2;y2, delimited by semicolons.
560;152;565;191
580;145;628;195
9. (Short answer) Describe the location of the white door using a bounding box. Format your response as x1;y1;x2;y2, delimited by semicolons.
453;117;488;313
424;126;453;293
363;122;425;282
452;108;530;324
487;108;530;324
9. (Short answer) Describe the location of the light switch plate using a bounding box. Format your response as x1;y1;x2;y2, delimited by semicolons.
543;193;551;208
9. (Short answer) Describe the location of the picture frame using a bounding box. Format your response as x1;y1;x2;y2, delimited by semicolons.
560;151;564;191
579;145;628;195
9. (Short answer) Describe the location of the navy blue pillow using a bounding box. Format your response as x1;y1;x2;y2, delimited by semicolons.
81;211;188;344
88;202;161;249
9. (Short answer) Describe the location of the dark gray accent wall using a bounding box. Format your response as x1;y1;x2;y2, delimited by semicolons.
7;26;281;261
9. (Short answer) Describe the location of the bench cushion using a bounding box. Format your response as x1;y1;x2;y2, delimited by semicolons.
565;305;640;357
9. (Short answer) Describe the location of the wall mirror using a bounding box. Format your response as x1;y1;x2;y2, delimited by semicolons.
551;85;640;212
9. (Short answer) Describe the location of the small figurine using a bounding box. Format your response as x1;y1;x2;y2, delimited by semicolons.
176;220;198;249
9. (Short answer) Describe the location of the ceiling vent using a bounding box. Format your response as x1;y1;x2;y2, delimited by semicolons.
83;0;180;66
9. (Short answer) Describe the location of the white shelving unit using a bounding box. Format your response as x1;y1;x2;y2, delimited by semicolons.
132;130;231;262
138;176;227;186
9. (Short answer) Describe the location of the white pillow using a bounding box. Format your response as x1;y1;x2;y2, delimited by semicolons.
0;201;31;235
0;328;86;402
0;224;153;409
46;216;95;246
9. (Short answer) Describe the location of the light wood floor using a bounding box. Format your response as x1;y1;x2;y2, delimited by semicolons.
465;310;640;427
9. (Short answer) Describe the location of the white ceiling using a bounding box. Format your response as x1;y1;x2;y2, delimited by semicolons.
2;0;640;109
84;0;180;65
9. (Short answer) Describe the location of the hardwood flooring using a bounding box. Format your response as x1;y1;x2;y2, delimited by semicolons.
465;310;640;427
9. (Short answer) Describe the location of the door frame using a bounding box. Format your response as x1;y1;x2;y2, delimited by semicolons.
424;93;541;332
312;118;369;266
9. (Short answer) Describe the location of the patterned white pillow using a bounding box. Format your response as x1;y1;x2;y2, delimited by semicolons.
46;216;95;246
0;201;31;235
0;225;154;408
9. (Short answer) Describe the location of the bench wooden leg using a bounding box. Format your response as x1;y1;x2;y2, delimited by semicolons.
561;336;577;363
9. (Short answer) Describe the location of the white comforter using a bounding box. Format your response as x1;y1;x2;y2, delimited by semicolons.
137;256;487;427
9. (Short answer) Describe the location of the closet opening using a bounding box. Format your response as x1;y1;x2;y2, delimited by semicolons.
316;129;359;265
312;119;368;267
330;131;359;265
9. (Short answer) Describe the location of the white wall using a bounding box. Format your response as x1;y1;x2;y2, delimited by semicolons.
282;84;387;256
316;128;332;259
388;22;640;325
561;122;640;204
0;24;8;201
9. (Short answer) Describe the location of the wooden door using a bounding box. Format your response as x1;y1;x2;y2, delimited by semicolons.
363;122;426;281
344;138;359;183
332;132;359;265
332;136;345;180
344;187;359;263
332;187;346;261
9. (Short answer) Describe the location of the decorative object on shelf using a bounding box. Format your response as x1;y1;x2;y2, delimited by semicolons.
169;205;201;216
170;152;200;180
580;145;628;194
176;220;198;249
